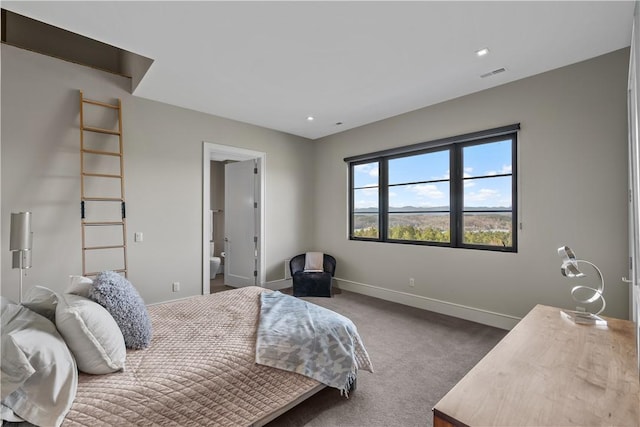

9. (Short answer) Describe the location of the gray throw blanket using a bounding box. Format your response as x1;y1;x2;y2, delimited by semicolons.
255;292;373;396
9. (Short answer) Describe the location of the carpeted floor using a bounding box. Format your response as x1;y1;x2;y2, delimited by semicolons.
264;289;507;427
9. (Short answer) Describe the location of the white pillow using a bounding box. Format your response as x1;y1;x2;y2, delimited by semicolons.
1;298;78;427
304;252;325;272
55;293;126;375
22;286;58;322
66;275;94;298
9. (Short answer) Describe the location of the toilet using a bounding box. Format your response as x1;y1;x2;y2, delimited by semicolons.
210;242;221;277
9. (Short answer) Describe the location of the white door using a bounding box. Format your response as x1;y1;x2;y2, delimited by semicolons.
224;159;259;287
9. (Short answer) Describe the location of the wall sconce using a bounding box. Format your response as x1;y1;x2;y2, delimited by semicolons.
9;212;32;302
557;245;606;325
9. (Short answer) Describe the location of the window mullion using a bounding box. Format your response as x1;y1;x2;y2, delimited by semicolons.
380;158;388;241
451;145;462;247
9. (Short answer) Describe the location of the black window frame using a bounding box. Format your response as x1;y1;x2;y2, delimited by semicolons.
346;124;519;252
349;159;382;241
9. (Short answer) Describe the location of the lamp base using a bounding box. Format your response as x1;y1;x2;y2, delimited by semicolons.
561;309;607;326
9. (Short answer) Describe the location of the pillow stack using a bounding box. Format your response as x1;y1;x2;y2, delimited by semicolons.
1;296;78;427
20;272;153;373
21;284;128;376
2;272;152;426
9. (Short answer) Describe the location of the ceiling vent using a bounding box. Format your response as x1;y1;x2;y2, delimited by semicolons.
480;68;507;78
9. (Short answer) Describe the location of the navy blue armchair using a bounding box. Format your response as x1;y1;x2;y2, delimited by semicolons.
289;253;336;297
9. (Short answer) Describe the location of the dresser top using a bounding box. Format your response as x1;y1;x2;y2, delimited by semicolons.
434;304;640;426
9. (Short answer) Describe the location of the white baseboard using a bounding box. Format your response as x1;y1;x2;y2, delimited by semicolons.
335;277;520;330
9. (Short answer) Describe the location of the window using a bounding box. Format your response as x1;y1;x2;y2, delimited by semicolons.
347;124;518;252
352;161;380;239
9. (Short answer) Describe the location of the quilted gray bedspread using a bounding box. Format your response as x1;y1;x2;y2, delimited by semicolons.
62;287;321;427
255;291;373;396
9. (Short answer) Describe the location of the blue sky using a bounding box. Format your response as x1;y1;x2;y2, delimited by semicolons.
353;139;512;209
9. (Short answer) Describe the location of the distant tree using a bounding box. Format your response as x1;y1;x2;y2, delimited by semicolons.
356;223;510;247
354;227;378;238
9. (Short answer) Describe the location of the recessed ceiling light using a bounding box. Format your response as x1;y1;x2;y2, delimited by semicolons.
306;116;315;121
476;48;490;57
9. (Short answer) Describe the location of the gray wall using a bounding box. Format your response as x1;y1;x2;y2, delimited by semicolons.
1;43;315;304
313;48;631;323
1;42;632;325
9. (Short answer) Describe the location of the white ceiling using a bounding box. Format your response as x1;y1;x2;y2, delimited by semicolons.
3;1;636;140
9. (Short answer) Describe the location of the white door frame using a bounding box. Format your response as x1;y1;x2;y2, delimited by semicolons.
202;142;266;294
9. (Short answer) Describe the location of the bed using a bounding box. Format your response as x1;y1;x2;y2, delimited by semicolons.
2;284;372;427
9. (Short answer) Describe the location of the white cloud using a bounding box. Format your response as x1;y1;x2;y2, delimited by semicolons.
465;188;499;203
409;184;445;200
486;164;512;176
354;163;379;178
354;164;368;173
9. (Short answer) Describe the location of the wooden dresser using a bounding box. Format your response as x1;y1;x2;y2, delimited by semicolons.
433;304;640;427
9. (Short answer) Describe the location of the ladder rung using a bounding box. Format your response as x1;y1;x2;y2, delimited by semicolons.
84;245;126;250
82;126;121;135
84;269;127;277
82;197;123;202
82;148;121;157
82;172;122;179
83;221;124;226
82;98;119;109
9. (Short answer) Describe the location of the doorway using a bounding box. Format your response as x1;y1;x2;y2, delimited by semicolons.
202;142;266;295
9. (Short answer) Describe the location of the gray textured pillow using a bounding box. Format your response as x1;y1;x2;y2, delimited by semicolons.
89;271;152;349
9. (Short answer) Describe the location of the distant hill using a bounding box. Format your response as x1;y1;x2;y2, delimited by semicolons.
354;206;511;213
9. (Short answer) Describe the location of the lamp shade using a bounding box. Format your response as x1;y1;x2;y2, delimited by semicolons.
10;212;32;251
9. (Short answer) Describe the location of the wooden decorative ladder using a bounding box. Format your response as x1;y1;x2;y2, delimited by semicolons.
79;91;128;278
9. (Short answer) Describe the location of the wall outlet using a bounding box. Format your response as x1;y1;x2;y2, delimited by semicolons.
409;278;415;287
172;282;180;292
134;232;143;242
